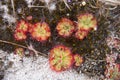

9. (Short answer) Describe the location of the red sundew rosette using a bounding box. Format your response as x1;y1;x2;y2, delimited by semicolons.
105;64;120;79
30;22;51;42
77;13;97;31
14;31;27;40
49;45;73;72
75;30;88;40
56;18;75;37
110;64;120;79
14;48;24;57
16;20;29;33
73;54;83;67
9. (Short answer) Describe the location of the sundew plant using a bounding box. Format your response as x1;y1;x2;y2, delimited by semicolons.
0;0;120;79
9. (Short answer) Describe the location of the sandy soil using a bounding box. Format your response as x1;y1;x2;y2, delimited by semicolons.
0;51;99;80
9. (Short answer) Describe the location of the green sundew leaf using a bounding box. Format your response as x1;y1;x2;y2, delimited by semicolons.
52;58;60;65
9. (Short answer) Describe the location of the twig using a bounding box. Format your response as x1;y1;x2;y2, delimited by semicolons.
0;40;48;58
0;40;27;48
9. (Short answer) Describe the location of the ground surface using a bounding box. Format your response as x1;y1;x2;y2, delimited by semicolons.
1;50;99;80
0;0;120;80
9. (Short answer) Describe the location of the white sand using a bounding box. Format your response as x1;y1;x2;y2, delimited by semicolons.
1;51;99;80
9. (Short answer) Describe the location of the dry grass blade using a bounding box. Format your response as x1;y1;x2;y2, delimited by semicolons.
28;5;46;8
62;0;71;11
11;0;16;17
99;0;120;5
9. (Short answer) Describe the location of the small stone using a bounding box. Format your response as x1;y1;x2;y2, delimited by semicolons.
82;1;86;6
66;13;70;16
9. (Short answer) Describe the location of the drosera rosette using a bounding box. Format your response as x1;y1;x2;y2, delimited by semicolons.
14;48;25;58
73;54;83;67
105;53;120;80
30;22;51;42
14;31;27;40
16;20;29;33
49;45;73;72
75;30;88;40
77;13;97;31
56;18;75;37
105;63;120;80
14;20;28;41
